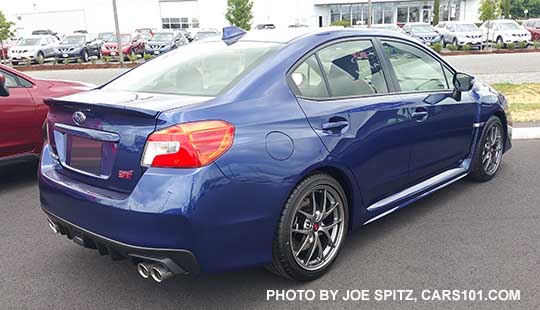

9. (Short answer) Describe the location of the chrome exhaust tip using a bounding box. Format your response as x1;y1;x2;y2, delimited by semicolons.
136;262;152;279
47;218;59;234
150;264;174;283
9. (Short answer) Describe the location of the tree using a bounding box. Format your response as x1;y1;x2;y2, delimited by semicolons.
0;10;15;63
499;0;511;18
225;0;254;31
479;0;497;22
433;0;441;25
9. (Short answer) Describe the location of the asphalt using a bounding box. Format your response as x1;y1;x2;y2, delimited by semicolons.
1;140;539;310
25;52;540;85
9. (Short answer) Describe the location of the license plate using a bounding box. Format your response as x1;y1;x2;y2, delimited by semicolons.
63;53;69;58
69;136;103;175
111;52;117;56
154;51;160;55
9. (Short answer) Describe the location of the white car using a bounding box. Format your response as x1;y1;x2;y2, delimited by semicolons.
436;21;485;49
480;19;531;46
8;35;58;65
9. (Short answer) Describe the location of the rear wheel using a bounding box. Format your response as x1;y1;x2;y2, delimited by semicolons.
82;50;89;62
36;52;45;64
469;116;505;182
268;174;348;281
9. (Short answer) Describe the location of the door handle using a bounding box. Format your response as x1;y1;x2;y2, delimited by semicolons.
322;120;349;133
410;107;429;123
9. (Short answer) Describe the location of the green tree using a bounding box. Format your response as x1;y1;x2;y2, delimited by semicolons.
225;0;254;31
0;10;15;63
433;0;441;25
499;0;511;18
479;0;498;21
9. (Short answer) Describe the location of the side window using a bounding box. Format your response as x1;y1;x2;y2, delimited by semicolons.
382;40;449;92
1;71;19;88
291;55;328;98
317;40;388;97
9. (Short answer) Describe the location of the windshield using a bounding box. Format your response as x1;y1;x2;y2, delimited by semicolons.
141;33;153;40
104;41;282;96
19;38;41;46
412;25;434;33
109;34;131;44
456;24;479;32
61;35;86;45
151;33;174;42
499;22;520;30
193;32;219;41
98;33;113;41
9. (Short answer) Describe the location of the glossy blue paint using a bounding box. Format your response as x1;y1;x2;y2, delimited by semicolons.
39;29;511;274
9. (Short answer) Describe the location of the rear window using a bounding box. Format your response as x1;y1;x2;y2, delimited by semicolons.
104;41;282;96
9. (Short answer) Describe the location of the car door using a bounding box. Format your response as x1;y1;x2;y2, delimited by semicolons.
380;39;475;184
290;39;418;207
0;70;39;158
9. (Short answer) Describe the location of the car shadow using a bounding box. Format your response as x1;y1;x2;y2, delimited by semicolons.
0;159;39;191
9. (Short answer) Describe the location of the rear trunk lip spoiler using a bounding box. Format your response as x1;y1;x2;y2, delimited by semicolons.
44;97;160;118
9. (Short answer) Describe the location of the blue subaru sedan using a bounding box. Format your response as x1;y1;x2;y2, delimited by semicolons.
39;27;512;282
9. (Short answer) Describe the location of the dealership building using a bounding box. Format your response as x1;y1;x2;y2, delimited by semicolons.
6;0;481;37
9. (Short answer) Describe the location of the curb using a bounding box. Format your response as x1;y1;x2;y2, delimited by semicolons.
513;127;540;140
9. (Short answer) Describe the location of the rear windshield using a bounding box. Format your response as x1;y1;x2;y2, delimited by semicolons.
103;41;282;96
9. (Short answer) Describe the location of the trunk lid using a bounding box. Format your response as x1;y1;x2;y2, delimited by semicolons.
46;89;212;193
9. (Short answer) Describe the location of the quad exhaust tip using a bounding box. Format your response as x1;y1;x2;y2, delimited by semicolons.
137;262;174;283
47;218;59;234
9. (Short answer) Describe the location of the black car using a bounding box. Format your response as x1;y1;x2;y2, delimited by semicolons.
144;31;188;56
55;34;103;62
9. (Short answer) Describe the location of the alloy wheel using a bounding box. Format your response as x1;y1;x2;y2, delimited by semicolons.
289;185;346;271
482;124;503;176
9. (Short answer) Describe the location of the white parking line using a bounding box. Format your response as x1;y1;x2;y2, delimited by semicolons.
513;127;540;140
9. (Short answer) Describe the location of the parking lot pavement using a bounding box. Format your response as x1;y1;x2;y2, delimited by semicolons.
0;140;539;310
24;51;540;86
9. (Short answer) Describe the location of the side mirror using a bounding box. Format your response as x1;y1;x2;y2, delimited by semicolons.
452;72;474;101
0;74;10;97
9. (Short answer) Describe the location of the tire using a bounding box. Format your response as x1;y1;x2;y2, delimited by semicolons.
36;52;45;64
81;50;89;62
453;38;460;49
496;36;504;46
267;173;349;281
468;116;505;182
11;60;19;66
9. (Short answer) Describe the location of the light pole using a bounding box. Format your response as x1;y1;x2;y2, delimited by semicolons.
367;0;372;28
112;0;125;67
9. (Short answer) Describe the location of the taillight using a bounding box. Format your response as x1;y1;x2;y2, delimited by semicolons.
141;120;234;168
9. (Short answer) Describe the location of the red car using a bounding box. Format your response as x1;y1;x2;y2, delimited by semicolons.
101;33;145;59
0;64;91;164
523;19;540;41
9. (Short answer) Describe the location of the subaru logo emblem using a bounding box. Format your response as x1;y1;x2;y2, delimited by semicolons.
72;111;86;126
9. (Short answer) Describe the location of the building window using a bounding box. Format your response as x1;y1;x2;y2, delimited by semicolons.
192;18;200;29
162;17;190;29
330;5;340;24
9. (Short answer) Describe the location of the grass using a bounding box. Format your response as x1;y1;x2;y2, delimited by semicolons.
491;83;540;122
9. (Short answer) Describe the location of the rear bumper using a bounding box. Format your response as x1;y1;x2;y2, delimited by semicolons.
39;144;288;273
44;209;200;274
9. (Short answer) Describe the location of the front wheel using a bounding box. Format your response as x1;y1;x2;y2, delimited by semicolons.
469;116;505;182
268;174;348;281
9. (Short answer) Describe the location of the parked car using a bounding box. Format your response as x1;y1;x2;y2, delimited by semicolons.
55;34;103;62
436;21;484;49
101;33;145;59
8;35;58;65
192;29;221;41
40;27;511;282
135;28;155;36
145;31;187;56
32;29;60;40
403;23;443;45
480;19;531;46
523;18;540;41
98;32;114;42
0;64;91;165
255;24;277;30
371;24;404;33
177;28;193;42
